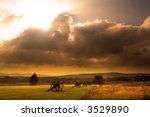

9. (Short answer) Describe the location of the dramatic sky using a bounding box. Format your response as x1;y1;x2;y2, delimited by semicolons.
0;0;150;75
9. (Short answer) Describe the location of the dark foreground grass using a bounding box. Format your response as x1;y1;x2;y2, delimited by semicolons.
0;85;92;100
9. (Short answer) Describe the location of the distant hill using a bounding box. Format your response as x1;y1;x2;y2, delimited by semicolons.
0;72;150;78
56;72;143;78
0;72;150;85
0;73;50;77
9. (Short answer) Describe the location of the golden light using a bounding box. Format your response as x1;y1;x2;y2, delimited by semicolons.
12;0;71;29
0;0;72;40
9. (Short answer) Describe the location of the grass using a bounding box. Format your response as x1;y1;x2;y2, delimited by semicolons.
0;85;92;100
82;83;150;100
1;82;150;100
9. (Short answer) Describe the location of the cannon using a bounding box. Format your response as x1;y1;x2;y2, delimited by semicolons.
46;82;64;92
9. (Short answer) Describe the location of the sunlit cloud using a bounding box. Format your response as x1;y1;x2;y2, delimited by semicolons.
0;0;150;74
0;14;150;74
141;16;150;29
0;0;73;40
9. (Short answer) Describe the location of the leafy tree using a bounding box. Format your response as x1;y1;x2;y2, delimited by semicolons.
29;73;38;85
93;75;104;85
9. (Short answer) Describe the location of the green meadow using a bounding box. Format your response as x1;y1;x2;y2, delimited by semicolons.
0;85;92;100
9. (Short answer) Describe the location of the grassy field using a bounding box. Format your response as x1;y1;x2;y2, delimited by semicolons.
0;83;150;100
0;85;92;100
83;83;150;100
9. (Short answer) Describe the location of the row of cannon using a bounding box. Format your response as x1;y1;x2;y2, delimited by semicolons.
46;81;92;92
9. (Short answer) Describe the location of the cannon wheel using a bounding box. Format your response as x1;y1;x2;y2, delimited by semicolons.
50;82;64;92
59;83;64;91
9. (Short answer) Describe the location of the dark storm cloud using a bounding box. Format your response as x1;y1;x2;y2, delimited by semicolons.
0;14;150;70
67;18;150;68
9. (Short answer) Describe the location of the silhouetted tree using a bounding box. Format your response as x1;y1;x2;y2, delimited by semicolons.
93;75;104;85
29;73;38;85
134;75;149;82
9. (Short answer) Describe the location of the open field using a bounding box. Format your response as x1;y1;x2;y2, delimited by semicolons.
0;85;92;100
83;83;150;100
0;83;150;100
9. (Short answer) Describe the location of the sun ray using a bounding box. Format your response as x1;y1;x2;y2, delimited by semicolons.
0;0;72;40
